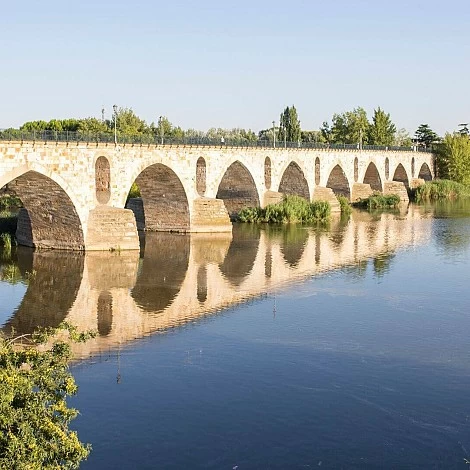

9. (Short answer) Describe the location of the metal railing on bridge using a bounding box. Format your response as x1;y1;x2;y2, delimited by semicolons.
0;129;430;152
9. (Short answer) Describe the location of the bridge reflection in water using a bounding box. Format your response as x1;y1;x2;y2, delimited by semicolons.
1;206;432;359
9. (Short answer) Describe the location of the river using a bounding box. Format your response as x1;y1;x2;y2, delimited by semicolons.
1;202;470;469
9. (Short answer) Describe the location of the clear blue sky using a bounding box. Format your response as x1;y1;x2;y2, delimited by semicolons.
1;0;469;135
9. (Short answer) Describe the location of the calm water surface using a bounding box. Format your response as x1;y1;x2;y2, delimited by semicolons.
1;203;470;469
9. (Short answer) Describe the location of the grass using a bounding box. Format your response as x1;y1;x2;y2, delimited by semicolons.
414;179;470;202
353;193;401;209
238;195;331;224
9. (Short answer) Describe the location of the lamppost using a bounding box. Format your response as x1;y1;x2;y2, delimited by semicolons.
159;116;164;144
113;104;118;145
272;120;276;148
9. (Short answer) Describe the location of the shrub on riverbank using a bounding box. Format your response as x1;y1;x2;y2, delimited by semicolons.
353;193;401;209
238;195;331;224
414;179;470;202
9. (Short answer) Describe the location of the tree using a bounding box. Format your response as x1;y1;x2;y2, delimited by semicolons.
415;124;439;148
326;107;370;145
279;105;301;143
436;133;470;184
368;107;396;146
393;128;412;147
0;323;94;469
77;118;109;135
113;107;149;136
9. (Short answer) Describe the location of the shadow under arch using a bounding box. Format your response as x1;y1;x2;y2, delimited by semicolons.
131;232;190;313
134;163;190;231
216;161;259;220
418;163;433;181
2;248;85;335
219;224;261;286
326;164;351;199
278;161;310;200
392;163;410;188
6;170;84;249
363;162;382;191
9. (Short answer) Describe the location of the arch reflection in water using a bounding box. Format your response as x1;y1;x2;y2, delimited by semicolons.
131;232;190;313
219;224;261;286
3;248;84;335
1;207;434;358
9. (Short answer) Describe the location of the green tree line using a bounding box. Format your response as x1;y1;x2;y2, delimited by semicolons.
1;105;444;150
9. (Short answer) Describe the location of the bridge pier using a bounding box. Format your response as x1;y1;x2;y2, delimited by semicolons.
351;183;374;202
384;181;409;202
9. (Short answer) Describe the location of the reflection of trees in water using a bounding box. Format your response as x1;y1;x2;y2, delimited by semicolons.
373;253;396;278
341;260;369;280
328;216;350;249
131;233;190;313
3;248;84;335
430;201;470;254
219;224;260;286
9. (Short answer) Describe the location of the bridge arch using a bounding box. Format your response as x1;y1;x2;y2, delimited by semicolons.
363;162;382;191
326;164;351;199
216;160;259;219
133;163;191;231
278;161;310;200
1;165;85;249
418;162;433;181
392;163;410;188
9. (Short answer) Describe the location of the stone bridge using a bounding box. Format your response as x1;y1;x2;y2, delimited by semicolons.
0;141;434;250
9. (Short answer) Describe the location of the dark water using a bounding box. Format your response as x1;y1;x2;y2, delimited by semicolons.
1;203;470;469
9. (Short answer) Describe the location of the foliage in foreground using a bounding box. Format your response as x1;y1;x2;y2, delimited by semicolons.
414;179;470;202
353;193;401;209
0;323;95;469
238;195;331;224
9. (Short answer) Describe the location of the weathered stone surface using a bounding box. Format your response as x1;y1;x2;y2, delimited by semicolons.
86;206;139;251
351;183;374;202
313;187;341;212
384;181;409;202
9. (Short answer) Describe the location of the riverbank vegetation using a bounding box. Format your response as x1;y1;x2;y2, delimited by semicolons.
354;194;401;209
415;180;470;202
337;195;352;216
0;323;94;469
238;195;330;224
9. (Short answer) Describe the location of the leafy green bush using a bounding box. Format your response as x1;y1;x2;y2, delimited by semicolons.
354;193;401;209
414;179;470;202
0;323;94;469
337;195;352;215
238;195;330;224
128;182;141;199
0;195;22;209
